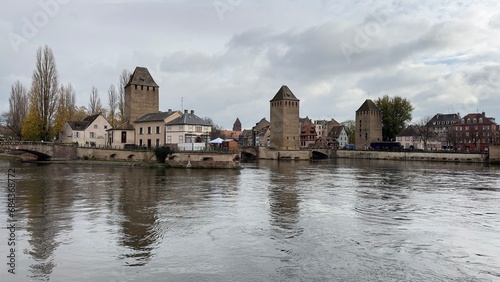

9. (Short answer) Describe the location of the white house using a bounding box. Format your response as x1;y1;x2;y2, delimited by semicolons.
165;110;212;151
58;114;111;147
106;121;135;149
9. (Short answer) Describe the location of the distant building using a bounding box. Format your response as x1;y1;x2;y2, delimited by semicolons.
451;112;497;152
134;109;182;148
124;67;159;123
328;125;349;149
106;121;135;149
355;99;382;149
426;113;460;150
165;110;212;151
59;114;111;147
300;117;317;148
270;85;300;150
233;118;242;131
396;125;439;150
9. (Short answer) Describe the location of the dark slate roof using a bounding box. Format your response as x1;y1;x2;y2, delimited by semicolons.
135;111;180;123
397;125;419;137
427;113;460;126
106;121;135;131
125;67;159;87
270;85;299;101
67;114;101;130
328;125;344;138
166;112;211;126
356;99;380;112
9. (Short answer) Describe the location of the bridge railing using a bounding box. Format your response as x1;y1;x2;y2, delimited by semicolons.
0;141;77;147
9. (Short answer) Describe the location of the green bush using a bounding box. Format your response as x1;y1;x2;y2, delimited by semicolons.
154;147;173;163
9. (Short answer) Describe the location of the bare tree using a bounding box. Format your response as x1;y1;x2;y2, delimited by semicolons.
415;116;434;150
107;84;118;126
341;120;355;144
88;86;102;115
22;45;59;141
53;83;77;136
203;117;224;139
2;80;29;140
118;69;131;122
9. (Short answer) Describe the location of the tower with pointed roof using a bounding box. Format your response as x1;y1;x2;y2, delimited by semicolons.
355;99;382;149
270;85;300;150
124;67;159;122
233;118;242;131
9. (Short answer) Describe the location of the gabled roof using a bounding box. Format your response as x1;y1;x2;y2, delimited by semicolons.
166;112;211;126
125;67;159;88
427;113;460;126
67;114;102;131
106;121;135;131
270;85;299;102
328;125;345;138
397;125;419;137
356;99;380;112
135;111;180;123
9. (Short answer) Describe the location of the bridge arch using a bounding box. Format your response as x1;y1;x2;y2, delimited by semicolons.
14;149;52;161
311;150;328;160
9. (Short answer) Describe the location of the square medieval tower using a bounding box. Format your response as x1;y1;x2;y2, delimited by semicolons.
124;67;159;122
355;99;382;149
270;85;300;150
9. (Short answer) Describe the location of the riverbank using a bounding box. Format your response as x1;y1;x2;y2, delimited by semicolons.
336;150;488;163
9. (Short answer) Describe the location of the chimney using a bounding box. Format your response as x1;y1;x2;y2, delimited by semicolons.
168;109;172;113
184;109;188;114
191;110;194;114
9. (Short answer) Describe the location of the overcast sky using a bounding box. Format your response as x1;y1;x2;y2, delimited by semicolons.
1;0;500;129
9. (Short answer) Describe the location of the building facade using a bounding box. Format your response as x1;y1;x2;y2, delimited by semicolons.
59;114;111;147
106;121;135;149
165;110;212;151
300;117;317;148
451;112;497;152
124;67;159;123
135;110;182;148
427;113;460;150
270;85;300;150
355;99;382;149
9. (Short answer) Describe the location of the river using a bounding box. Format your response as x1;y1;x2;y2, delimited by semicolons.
0;159;499;281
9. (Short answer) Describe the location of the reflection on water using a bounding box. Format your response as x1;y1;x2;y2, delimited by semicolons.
0;159;499;281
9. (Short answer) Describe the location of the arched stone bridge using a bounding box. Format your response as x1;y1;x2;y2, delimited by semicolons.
0;141;78;161
240;146;334;160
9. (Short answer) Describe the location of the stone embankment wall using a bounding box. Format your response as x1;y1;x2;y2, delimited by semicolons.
257;147;311;160
166;152;240;168
336;150;488;163
489;145;500;163
77;148;156;161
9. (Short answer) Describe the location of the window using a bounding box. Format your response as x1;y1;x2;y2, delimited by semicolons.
405;136;410;141
135;85;137;89
94;125;98;129
188;125;193;132
139;139;143;146
156;126;160;134
196;125;202;132
90;132;96;138
141;86;143;90
167;125;172;132
139;127;143;134
179;136;183;143
167;136;171;143
155;139;160;147
465;126;469;130
147;127;152;134
179;125;183;131
186;136;193;143
473;118;477;123
479;118;483;123
104;126;107;129
74;132;80;138
121;131;127;143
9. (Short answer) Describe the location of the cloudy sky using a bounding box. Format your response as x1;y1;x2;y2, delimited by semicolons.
1;0;500;129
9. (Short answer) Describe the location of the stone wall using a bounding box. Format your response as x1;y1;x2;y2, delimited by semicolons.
258;147;310;160
489;145;500;163
77;148;155;161
337;150;488;163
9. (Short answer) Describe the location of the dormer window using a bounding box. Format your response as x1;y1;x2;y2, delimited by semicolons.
479;118;483;123
467;118;471;123
473;118;477;123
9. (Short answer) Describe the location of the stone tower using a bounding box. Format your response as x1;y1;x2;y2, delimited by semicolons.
270;85;300;150
124;67;159;122
233;118;242;131
355;99;382;149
